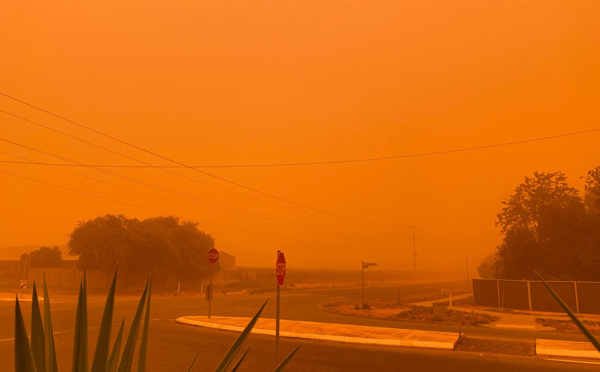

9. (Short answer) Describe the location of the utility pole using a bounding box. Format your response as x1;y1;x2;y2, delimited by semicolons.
412;226;417;279
461;252;470;289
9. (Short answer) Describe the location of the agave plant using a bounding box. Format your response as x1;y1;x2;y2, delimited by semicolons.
15;272;299;372
535;270;600;352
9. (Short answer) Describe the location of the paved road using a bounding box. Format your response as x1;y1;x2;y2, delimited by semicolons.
0;281;597;371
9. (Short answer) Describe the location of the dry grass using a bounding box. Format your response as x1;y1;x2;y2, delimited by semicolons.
537;318;600;334
324;300;499;326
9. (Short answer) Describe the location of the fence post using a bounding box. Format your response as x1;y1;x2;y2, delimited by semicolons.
574;281;580;314
496;280;501;308
527;280;532;311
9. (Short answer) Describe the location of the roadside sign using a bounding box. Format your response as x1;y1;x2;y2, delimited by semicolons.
276;252;286;287
20;280;27;289
207;248;219;264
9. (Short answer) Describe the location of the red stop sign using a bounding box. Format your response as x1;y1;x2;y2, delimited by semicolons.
207;248;219;264
276;252;286;286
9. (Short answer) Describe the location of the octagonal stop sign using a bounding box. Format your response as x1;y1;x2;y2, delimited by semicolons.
276;252;286;286
207;248;219;264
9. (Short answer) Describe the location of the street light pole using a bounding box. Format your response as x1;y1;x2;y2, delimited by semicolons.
461;252;470;289
361;262;377;308
361;262;365;308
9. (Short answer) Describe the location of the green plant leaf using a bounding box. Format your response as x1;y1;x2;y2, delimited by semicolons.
108;320;125;372
534;270;600;352
72;272;89;372
273;345;301;372
31;282;46;372
91;270;117;372
117;279;149;372
137;274;152;372
185;350;200;372
15;296;37;372
43;278;58;372
214;300;268;372
229;349;249;372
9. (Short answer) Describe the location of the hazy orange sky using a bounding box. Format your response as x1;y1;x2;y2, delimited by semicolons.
1;1;599;272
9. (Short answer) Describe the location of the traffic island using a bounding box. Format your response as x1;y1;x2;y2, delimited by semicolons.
536;339;600;359
176;316;459;350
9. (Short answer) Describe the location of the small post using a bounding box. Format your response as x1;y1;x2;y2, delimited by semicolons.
178;281;181;295
574;281;580;314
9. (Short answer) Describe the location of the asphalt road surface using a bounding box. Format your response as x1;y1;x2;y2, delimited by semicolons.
1;281;598;371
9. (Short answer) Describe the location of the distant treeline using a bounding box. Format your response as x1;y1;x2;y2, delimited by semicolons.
480;166;600;281
68;215;216;287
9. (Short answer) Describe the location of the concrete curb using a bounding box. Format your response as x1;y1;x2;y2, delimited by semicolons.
176;317;457;350
536;339;600;359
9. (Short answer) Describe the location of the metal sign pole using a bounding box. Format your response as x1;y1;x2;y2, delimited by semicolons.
276;250;281;366
207;248;219;319
361;262;365;308
208;269;213;319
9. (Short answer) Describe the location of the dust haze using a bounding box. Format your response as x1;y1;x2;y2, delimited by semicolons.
1;0;599;276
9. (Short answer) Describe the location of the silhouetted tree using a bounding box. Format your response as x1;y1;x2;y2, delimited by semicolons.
477;254;497;279
581;166;600;280
68;214;215;286
495;172;587;280
29;246;63;267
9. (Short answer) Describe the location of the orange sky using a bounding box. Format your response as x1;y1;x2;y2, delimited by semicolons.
1;1;599;272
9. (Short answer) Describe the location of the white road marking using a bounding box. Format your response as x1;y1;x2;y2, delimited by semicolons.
547;358;600;365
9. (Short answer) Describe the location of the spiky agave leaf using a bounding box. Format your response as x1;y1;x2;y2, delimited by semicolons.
15;296;37;372
31;282;45;372
108;320;125;372
137;274;152;372
185;350;200;372
214;300;268;372
535;270;600;352
91;270;118;372
43;278;58;372
229;349;249;372
273;345;301;372
117;279;149;372
72;272;88;372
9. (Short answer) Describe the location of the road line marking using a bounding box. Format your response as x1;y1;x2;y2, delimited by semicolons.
547;358;600;365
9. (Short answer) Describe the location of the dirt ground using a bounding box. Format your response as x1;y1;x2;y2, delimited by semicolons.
454;336;536;356
537;318;600;335
323;300;499;327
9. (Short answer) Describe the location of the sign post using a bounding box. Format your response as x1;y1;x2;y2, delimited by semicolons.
275;251;286;365
207;248;219;318
361;262;377;308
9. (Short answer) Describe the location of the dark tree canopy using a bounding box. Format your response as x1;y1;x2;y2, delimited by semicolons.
29;246;63;267
477;254;496;279
495;171;589;280
68;214;216;286
581;166;600;279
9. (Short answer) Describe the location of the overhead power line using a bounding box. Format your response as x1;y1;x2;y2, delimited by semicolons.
1;127;598;169
0;92;360;222
0;141;356;238
0;168;314;244
0;109;341;222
